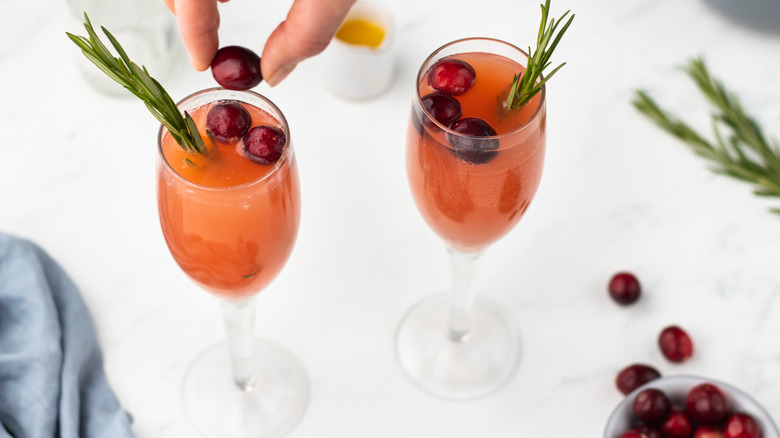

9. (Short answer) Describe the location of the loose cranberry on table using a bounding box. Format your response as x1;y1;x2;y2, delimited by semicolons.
658;325;694;362
686;383;731;425
427;58;476;96
723;413;762;438
211;46;263;90
446;117;499;164
421;92;462;128
661;406;694;438
608;272;641;305
206;102;252;142
616;363;662;395
634;388;672;424
243;125;286;164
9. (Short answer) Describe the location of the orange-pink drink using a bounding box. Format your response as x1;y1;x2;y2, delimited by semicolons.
157;89;300;300
407;44;546;252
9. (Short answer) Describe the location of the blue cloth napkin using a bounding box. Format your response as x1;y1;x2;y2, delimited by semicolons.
0;233;133;438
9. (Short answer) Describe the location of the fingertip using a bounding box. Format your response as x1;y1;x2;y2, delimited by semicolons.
265;63;296;87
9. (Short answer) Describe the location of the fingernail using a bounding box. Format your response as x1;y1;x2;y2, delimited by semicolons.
189;52;210;72
266;63;295;87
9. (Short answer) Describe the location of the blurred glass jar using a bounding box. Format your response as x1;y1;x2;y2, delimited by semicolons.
67;0;180;95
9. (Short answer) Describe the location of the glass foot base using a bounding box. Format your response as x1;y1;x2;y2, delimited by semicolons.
182;339;309;438
395;292;521;400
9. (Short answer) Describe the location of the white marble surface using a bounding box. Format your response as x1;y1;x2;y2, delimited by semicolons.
2;0;780;436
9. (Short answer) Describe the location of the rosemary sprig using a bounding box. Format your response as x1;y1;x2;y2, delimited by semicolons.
505;0;574;110
66;13;206;154
633;57;780;214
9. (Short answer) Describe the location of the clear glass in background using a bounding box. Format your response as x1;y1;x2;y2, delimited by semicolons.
156;88;308;438
66;0;179;95
396;38;547;400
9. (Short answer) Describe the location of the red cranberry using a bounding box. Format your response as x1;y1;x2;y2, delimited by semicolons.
633;425;663;438
658;325;694;362
211;46;263;90
447;117;499;164
686;383;731;425
620;431;643;438
616;364;662;395
661;406;694;438
206;101;252;142
634;388;672;424
723;413;762;438
421;92;462;128
694;426;725;438
608;272;641;305
427;58;476;96
243;125;286;164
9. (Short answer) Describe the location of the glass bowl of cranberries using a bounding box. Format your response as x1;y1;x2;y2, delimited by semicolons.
604;375;779;438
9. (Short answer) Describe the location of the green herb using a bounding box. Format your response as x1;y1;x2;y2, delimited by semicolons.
66;13;207;154
634;57;780;214
505;0;574;110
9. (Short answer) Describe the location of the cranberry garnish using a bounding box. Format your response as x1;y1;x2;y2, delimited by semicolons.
206;101;252;142
242;125;286;164
634;388;672;424
211;46;263;90
427;58;476;96
633;425;663;438
616;364;661;395
658;325;694;362
661;406;694;438
447;117;499;164
686;383;731;425
421;92;462;128
609;272;642;305
723;413;762;438
694;426;725;438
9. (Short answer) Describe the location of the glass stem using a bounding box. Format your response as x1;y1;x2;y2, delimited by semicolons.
446;247;483;342
221;298;257;391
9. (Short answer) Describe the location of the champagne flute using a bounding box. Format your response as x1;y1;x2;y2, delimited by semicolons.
157;88;307;437
396;38;547;400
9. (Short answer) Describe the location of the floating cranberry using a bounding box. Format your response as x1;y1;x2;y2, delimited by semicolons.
427;58;476;96
686;383;731;425
211;46;263;90
447;117;499;164
243;125;286;164
658;325;694;362
616;364;662;395
206;101;252;142
661;406;694;438
608;272;642;305
634;388;672;424
694;426;725;438
723;413;762;438
421;92;462;128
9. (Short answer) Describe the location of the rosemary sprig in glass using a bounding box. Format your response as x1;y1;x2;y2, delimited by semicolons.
633;57;780;214
66;13;207;155
505;0;574;110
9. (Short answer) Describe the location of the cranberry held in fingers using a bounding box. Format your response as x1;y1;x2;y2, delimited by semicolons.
686;383;731;425
694;426;725;438
661;406;694;438
723;413;762;438
616;363;661;395
421;92;462;128
658;325;694;362
634;388;672;424
608;272;641;305
427;58;476;96
243;125;286;164
206;101;252;142
447;117;499;164
211;46;263;90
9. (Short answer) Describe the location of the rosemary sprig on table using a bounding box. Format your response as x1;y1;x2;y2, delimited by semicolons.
505;0;574;110
633;58;780;214
66;13;207;154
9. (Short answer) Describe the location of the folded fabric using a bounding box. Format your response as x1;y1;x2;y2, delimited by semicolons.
0;233;133;438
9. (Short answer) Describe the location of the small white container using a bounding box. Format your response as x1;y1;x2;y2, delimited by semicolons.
321;1;395;100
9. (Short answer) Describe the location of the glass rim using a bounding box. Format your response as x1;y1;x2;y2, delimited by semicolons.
157;87;293;192
414;37;547;139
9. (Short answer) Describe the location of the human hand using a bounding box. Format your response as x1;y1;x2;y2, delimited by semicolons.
163;0;356;86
